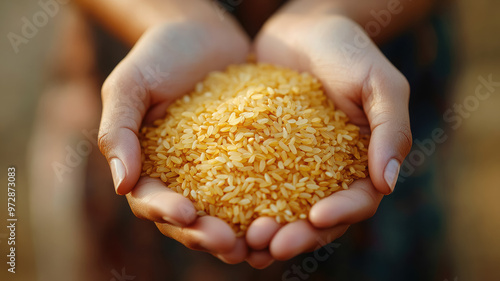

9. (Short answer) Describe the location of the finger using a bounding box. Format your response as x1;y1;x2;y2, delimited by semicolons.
308;178;383;228
155;215;237;254
246;250;275;269
99;64;150;195
246;217;282;250
126;177;197;226
214;237;248;264
363;65;412;194
269;220;348;261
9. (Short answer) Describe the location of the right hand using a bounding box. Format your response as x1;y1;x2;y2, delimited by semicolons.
246;13;412;262
98;19;253;260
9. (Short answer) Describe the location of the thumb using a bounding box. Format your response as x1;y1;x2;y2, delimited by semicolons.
98;67;150;195
364;67;412;195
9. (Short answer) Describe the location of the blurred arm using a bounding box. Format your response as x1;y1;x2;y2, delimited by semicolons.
275;0;436;43
74;0;228;45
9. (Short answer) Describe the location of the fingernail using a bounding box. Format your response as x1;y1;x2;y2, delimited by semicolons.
110;158;125;193
384;159;400;192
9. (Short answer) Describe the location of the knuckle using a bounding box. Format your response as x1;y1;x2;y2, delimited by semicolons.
359;188;381;220
397;73;411;100
375;66;411;99
365;204;379;220
130;209;144;220
396;72;410;91
101;75;117;99
145;202;164;222
182;235;204;251
398;125;413;156
97;129;112;157
126;195;146;220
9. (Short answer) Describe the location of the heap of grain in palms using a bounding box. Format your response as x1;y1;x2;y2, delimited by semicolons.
140;64;369;236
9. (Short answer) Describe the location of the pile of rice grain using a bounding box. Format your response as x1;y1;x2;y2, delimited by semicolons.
140;63;369;236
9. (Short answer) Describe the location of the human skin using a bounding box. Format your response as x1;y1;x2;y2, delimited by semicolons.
78;0;433;268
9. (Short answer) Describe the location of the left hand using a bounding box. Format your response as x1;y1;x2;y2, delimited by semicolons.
98;19;254;264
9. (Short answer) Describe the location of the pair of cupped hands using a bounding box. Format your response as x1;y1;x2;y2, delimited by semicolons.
98;10;412;268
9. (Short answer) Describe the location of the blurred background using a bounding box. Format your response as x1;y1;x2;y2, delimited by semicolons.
0;0;499;280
